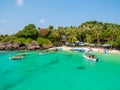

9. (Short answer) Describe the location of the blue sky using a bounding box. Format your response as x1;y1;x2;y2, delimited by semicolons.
0;0;120;34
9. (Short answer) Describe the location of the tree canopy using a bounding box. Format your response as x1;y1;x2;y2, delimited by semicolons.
16;24;39;39
0;21;120;48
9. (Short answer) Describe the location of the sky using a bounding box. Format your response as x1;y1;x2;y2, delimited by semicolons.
0;0;120;34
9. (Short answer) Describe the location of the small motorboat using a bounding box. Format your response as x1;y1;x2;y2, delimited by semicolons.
83;53;98;62
39;52;48;55
39;50;49;55
10;56;23;60
103;49;109;54
56;47;63;50
18;53;28;56
70;48;85;52
77;48;85;52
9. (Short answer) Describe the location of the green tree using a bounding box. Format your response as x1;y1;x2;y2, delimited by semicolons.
16;24;39;39
49;30;60;42
37;37;53;46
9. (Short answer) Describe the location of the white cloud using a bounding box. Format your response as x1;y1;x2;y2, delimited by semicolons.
17;0;23;6
0;20;7;23
39;19;45;24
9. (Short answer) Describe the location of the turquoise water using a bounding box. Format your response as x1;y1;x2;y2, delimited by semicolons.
0;50;120;90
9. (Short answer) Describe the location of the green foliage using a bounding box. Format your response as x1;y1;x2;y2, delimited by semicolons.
49;30;60;41
1;21;120;47
48;25;54;30
14;38;26;45
37;37;53;46
14;38;33;45
16;24;39;39
0;34;12;42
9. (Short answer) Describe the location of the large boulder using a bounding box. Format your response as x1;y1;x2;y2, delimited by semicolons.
12;43;20;49
25;41;40;50
0;43;5;50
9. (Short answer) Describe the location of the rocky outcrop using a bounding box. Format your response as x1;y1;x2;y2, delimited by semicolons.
25;41;40;50
0;43;5;50
42;44;53;49
0;42;20;50
0;41;53;50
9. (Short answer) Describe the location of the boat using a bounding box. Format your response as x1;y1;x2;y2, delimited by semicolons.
18;52;28;56
39;50;49;55
77;48;85;52
39;52;48;55
83;53;98;62
10;56;23;60
103;49;109;54
56;47;63;50
70;48;85;52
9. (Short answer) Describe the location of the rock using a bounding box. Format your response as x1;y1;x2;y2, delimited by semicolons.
0;41;52;50
25;41;40;50
12;43;20;49
5;42;13;50
0;43;5;50
42;45;53;49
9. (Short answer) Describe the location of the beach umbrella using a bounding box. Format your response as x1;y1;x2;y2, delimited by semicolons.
65;42;70;46
71;43;75;46
96;44;101;46
79;42;85;46
84;43;89;46
75;41;80;45
89;44;95;47
102;44;112;47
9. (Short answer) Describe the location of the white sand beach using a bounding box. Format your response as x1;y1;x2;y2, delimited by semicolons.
49;46;120;54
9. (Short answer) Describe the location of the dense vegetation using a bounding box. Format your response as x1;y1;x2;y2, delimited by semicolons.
0;21;120;48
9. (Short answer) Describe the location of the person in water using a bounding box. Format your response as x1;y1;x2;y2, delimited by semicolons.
54;48;58;52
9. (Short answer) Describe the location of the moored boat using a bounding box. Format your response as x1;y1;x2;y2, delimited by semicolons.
18;52;28;56
10;56;23;60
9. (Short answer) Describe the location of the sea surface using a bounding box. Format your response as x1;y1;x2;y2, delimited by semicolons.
0;50;120;90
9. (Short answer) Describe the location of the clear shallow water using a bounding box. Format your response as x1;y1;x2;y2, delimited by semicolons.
0;50;120;90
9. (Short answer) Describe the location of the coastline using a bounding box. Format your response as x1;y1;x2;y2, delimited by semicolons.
49;46;120;54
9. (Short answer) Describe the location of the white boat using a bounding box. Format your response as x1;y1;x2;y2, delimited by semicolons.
56;47;63;50
18;52;28;56
39;52;48;55
83;54;98;62
103;50;109;54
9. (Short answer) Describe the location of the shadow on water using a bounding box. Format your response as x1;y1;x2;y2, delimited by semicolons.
65;54;74;58
76;66;85;70
41;59;59;68
25;59;59;73
2;70;11;75
2;59;59;90
4;77;27;90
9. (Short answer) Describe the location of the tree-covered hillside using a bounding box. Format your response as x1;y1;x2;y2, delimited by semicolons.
0;21;120;49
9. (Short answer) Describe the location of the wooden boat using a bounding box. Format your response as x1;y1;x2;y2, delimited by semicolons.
10;56;23;60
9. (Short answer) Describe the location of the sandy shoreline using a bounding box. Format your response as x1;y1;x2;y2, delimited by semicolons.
49;46;120;54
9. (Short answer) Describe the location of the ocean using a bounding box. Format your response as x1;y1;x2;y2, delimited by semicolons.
0;50;120;90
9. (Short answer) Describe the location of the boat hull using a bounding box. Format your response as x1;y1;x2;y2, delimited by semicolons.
83;55;98;62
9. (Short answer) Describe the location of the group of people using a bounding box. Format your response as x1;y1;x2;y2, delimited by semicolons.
89;55;95;59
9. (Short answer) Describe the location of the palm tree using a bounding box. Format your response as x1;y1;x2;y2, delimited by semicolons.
49;30;60;43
